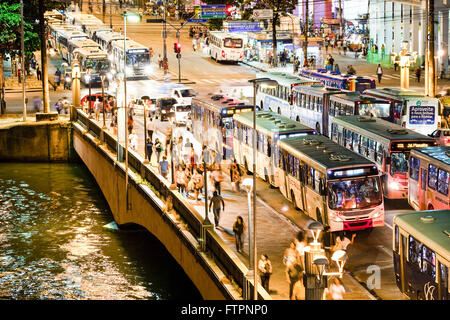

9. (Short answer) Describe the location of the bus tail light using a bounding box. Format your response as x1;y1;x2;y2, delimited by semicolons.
222;50;226;58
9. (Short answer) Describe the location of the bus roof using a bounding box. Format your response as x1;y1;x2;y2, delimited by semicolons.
278;134;377;171
111;39;149;52
96;31;128;42
69;38;101;49
209;31;244;39
411;146;450;168
258;71;320;87
393;210;450;260
192;94;252;115
300;69;372;81
293;83;345;96
364;88;427;101
233;111;316;137
330;91;390;104
76;47;108;58
332;115;435;144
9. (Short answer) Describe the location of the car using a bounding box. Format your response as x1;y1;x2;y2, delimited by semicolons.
81;92;115;112
428;128;450;146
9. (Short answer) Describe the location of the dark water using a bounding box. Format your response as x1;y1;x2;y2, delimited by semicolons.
0;162;202;300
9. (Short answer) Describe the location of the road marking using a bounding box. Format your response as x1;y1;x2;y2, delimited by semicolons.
378;245;393;257
255;197;301;233
344;271;378;300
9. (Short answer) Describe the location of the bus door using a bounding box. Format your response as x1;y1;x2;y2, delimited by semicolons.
419;167;427;210
438;262;448;300
400;234;408;294
299;164;307;211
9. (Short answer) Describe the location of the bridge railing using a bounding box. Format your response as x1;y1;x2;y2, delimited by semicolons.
73;108;270;300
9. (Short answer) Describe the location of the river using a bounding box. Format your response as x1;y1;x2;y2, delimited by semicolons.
0;162;202;300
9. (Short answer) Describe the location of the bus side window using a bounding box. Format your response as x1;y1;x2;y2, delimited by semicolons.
437;169;449;195
314;170;320;193
360;136;368;156
345;129;352;149
438;262;449;300
428;164;438;190
267;137;271;158
421;245;436;279
318;98;323;112
408;236;422;269
402;103;407;116
376;143;384;165
352;132;359;153
409;157;420;181
368;139;376;161
310;167;315;189
394;226;399;253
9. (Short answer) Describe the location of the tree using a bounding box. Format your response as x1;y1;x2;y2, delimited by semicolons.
243;0;296;67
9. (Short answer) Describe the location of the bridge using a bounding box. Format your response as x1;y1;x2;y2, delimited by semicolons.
71;108;271;300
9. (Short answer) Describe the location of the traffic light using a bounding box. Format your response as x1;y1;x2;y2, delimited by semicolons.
226;5;233;16
174;42;181;53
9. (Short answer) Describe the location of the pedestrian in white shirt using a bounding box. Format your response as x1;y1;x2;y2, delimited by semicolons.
323;278;346;300
129;130;138;151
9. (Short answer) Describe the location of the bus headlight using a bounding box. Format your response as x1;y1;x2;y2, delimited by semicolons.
389;181;400;190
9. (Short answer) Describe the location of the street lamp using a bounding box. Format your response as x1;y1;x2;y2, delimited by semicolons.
247;78;278;300
241;177;254;299
100;72;107;129
85;67;93;118
395;40;417;90
71;53;81;121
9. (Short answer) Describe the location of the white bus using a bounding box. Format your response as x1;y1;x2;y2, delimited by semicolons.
76;47;112;86
393;210;450;300
364;88;441;135
208;31;245;62
54;29;89;61
277;135;384;232
256;71;320;119
95;31;129;54
68;38;101;64
409;146;450;211
84;25;113;42
233;111;317;187
330;115;436;199
110;39;152;78
192;94;253;160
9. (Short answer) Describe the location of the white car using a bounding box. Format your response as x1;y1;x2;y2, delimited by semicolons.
429;128;450;146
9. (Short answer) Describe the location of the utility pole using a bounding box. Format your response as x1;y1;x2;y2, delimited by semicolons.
163;0;168;76
110;1;112;28
20;0;26;122
38;0;50;114
428;0;436;97
425;0;429;96
102;0;106;23
339;0;343;39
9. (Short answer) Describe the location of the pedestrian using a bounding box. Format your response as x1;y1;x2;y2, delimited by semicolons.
94;98;101;121
209;191;225;228
146;117;155;142
258;254;273;292
33;97;42;113
285;259;303;300
334;63;340;74
292;275;306;300
415;67;421;82
63;73;71;90
176;165;187;195
82;99;89;114
184;165;192;197
192;37;197;51
191;168;204;201
155;138;163;163
36;65;41;80
158;155;169;179
145;137;153;163
62;97;70;115
332;232;356;254
54;99;63;114
294;231;307;269
376;64;383;84
164;125;172;157
212;165;225;195
394;55;400;71
127;114;134;134
328;55;334;70
230;159;242;192
325;39;329;53
233;216;245;252
283;241;298;266
54;68;61;87
323;277;346;300
129;129;138;151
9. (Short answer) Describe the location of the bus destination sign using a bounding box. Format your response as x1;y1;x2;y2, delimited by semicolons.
391;142;435;151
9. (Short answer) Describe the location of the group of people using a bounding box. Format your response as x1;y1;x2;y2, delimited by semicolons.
53;97;70;114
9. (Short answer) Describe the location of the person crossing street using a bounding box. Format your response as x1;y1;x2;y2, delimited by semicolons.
209;191;225;228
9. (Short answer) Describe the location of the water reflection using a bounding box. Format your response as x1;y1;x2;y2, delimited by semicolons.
0;163;201;300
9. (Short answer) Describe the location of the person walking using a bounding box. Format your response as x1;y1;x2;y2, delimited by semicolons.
33;97;42;113
283;241;298;266
176;165;187;195
230;159;242;193
212;165;225;195
127;114;134;134
333;63;340;74
155;138;163;163
332;232;356;255
376;64;383;84
62;97;70;115
145;137;153;163
258;254;273;292
54;68;61;87
292;275;306;300
146;117;155;142
323;277;346;300
191;168;204;201
94;98;101;121
54;99;63;114
128;130;138;151
158;155;169;179
36;65;41;80
232;216;245;252
285;259;303;300
415;67;421;82
209;191;225;228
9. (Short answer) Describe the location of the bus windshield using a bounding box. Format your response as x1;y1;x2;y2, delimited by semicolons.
328;176;382;210
223;38;243;48
390;152;409;175
126;53;150;65
358;103;391;118
85;58;110;72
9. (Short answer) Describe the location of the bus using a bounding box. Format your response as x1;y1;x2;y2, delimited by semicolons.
95;31;129;54
208;31;245;63
67;38;101;63
364;88;441;135
408;146;450;211
299;69;376;93
76;47;112;86
110;39;152;78
277;135;384;232
256;71;320;118
84;25;113;42
393;210;450;300
232;111;317;187
191;94;253;160
293;87;392;137
330;115;436;199
54;29;89;61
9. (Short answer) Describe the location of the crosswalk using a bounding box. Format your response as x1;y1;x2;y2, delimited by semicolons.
369;73;416;80
148;72;251;86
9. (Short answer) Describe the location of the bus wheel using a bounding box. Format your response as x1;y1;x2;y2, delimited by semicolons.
291;190;299;210
316;123;321;134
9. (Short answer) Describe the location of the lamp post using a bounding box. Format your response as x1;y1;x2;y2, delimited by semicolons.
100;72;107;129
434;49;444;96
304;221;348;300
241;177;254;299
143;100;149;164
396;40;417;90
247;78;278;300
20;0;26;122
86;67;93;118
